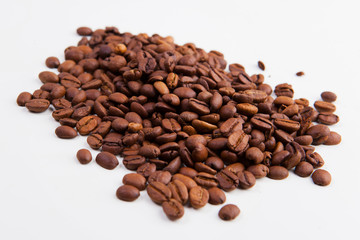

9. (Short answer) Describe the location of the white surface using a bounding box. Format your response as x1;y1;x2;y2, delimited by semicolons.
0;0;359;239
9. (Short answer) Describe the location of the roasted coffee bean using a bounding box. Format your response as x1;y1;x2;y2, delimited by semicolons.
227;130;249;153
208;187;226;205
268;166;289;180
274;83;294;98
305;124;330;145
321;91;337;102
122;173;146;191
55;125;77;139
168;180;188;205
245;147;263;164
294;161;313;177
317;113;339;125
218;204;240;221
312;169;331;186
258;61;265;70
77;26;93;36
45;56;60;68
192;119;217;133
247;164;269;179
205;157;224;171
216;169;239;191
306;152;324;168
274;119;300;132
294;135;313;145
191;143;208;162
17;92;32;106
148;171;172;185
116;185;140;202
220;118;243;137
52;108;74;121
59;118;77;127
138;144;161;158
314;101;336;113
25;99;50;113
76;149;92;164
189;186;209;209
237;170;256;189
39;71;59;83
95;152;119;170
162;199;184;221
137;162;157;178
173;87;196;99
194;172;218;188
188;98;210;115
185;134;207;151
123;155;146;170
179;167;198;179
76;116;98;135
324;131;341;145
147;181;172;204
172;174;197;191
236;103;258;116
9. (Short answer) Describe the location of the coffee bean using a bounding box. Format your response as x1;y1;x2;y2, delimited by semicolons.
208;187;226;205
123;173;146;191
317;112;339;125
218;204;240;221
123;155;146;170
268;166;289;180
138;145;161;158
45;57;60;68
76;116;98;135
162;199;184;221
321;91;337;102
258;61;265;71
294;161;313;177
305;124;330;145
17;92;32;106
314;101;336;113
39;71;59;83
168;180;188;205
116;185;140;202
312;169;331;186
237;170;256;189
76;149;92;164
324;131;341;145
216;169;239;191
296;71;305;76
247;164;269;179
172;173;197;191
306;152;324;168
148;171;172;185
245;147;263;164
25;99;50;113
147;181;172;204
87;134;103;149
95;152;119;170
194;172;218;188
236;103;258;116
188;98;210;115
189;186;209;209
294;135;313;145
227;130;249;153
77;27;93;36
179;167;198;179
55;126;77;139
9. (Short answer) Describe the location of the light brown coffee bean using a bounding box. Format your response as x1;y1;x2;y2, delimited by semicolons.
312;169;331;186
116;185;140;202
55;126;77;139
189;186;209;209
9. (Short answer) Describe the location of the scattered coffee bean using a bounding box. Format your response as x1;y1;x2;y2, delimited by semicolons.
258;61;265;71
116;185;140;202
162;199;184;221
312;169;331;186
296;71;305;76
268;166;289;180
76;149;92;164
208;187;226;205
321;91;337;102
95;152;119;170
189;186;209;209
123;173;147;191
218;204;240;221
17;92;32;106
55;126;77;139
294;161;313;177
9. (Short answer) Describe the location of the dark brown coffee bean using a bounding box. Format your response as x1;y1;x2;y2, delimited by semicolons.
274;83;294;98
25;99;50;113
76;116;98;135
324;131;341;145
220;118;243;137
305;124;330;145
312;169;331;186
77;26;93;36
237;170;256;189
185;135;207;151
168;180;188;205
245;147;263;164
294;161;313;177
192;119;217;133
166;72;179;89
205;157;224;171
216;169;239;191
218;204;240;221
321;91;337;102
208;187;226;205
162;118;181;132
123;155;146;170
17;92;32;106
306;152;324;168
122;173;147;191
274;129;294;144
258;61;265;71
189;186;209;209
60;74;81;88
95;152;119;170
268;166;289;180
148;171;172;185
296;71;305;76
250;116;273;131
294;135;313;145
137;162;156;178
147;181;172;204
138;145;161;158
179;167;198;179
52;108;73;121
112;118;129;133
45;57;60;68
236;103;258;116
76;149;92;164
55;126;77;139
39;71;59;83
188;98;210;115
162;199;184;221
247;164;269;179
227;130;249;153
172;174;197;191
173;87;196;99
194;172;218;188
282;150;301;170
116;185;140;202
314;101;336;113
59;118;77;127
191;143;208;162
274;118;300;132
317;113;340;125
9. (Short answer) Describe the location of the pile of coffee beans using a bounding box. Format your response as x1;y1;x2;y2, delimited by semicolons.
17;26;341;221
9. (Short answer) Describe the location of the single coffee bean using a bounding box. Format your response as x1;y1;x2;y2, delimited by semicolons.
216;169;239;192
17;92;32;106
245;147;263;164
122;173;147;191
268;166;289;180
218;204;240;221
162;199;184;221
76;149;92;164
137;162;157;178
55;125;77;139
236;103;258;116
76;116;98;135
45;56;60;68
191;143;208;162
168;180;188;205
294;161;314;177
321;91;337;102
194;172;218;188
314;100;336;113
258;61;265;71
123;155;146;170
312;169;331;186
147;181;172;204
317;113;340;125
247;164;269;179
189;186;209;209
208;187;226;205
324;131;341;145
237;170;256;189
87;134;103;149
294;135;313;145
39;71;59;83
179;167;198;179
95;152;119;170
172;173;197;191
138;145;161;158
220;118;244;137
77;26;93;36
116;185;140;202
25;99;50;113
148;171;172;185
185;134;207;151
227;130;249;153
306;152;324;168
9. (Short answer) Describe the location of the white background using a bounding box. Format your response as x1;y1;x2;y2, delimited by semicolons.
0;0;359;239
